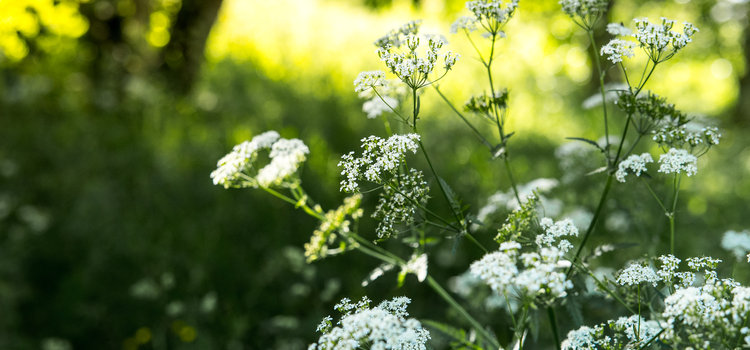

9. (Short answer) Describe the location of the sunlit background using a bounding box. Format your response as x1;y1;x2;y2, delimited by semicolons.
1;0;749;348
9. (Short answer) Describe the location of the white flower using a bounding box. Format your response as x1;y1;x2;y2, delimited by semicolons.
373;169;430;238
601;38;635;64
616;262;660;287
310;296;430;350
338;134;421;193
561;325;602;350
210;131;281;188
606;22;632;36
401;253;428;282
443;51;460;69
615;153;653;182
658;148;697;176
354;70;386;93
721;230;750;260
362;96;398;119
470;247;519;294
450;16;478;34
537;217;579;252
657;254;681;283
256;138;310;187
559;0;608;22
466;0;520;26
632;17;698;60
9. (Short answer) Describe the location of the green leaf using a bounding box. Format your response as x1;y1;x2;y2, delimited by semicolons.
422;320;482;350
566;137;605;153
438;176;462;216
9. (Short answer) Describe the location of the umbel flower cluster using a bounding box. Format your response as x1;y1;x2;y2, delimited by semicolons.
207;0;740;349
210;131;309;188
370;20;459;90
309;296;430;350
600;17;698;64
563;256;750;349
470;196;578;305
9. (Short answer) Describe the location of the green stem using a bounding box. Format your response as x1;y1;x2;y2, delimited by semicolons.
669;175;682;255
433;86;494;150
641;179;667;213
503;156;522;204
567;174;614;276
580;264;638;314
547;306;562;350
426;276;501;349
587;29;611;154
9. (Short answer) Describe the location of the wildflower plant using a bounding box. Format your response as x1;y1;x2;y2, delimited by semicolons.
208;1;743;349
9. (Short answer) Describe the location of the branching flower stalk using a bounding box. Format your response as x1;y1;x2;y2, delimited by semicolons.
565;13;698;272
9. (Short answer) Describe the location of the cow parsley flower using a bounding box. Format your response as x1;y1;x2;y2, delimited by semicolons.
606;22;632;36
537;217;579;252
658;148;697;176
561;325;604;350
559;0;608;27
362;96;398;119
470;242;520;294
373;169;430;239
615;153;653;183
466;0;520;29
256;138;310;187
600;38;635;63
354;70;386;93
310;296;430;350
633;17;698;62
616;262;661;287
374;23;458;89
721;230;750;261
211;131;308;189
657;254;681;284
450;16;478;34
338;134;421;193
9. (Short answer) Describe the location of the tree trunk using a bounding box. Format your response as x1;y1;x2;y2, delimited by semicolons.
160;0;223;94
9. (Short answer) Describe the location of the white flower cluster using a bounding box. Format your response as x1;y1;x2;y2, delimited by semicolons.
373;169;430;239
616;262;660;287
363;96;398;119
338;134;421;193
537;217;579;253
633;17;698;61
310;296;430;350
600;17;698;65
606;22;632;36
561;315;661;349
615;153;653;183
464;0;519;32
471;216;577;303
600;38;635;64
653;124;722;149
559;0;608;24
722;230;750;260
354;70;386;93
257;138;310;187
211;131;309;188
658;148;697;176
374;22;459;88
450;16;478;34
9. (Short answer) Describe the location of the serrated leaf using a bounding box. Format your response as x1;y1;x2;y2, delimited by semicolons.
438;176;463;216
564;294;585;327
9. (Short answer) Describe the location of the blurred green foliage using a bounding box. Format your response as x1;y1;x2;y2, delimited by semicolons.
1;0;749;349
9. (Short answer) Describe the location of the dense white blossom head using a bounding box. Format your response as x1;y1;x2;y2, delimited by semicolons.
722;230;750;260
616;262;660;287
338;134;420;193
615;153;653;183
658;148;697;176
310;296;430;350
211;131;311;189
